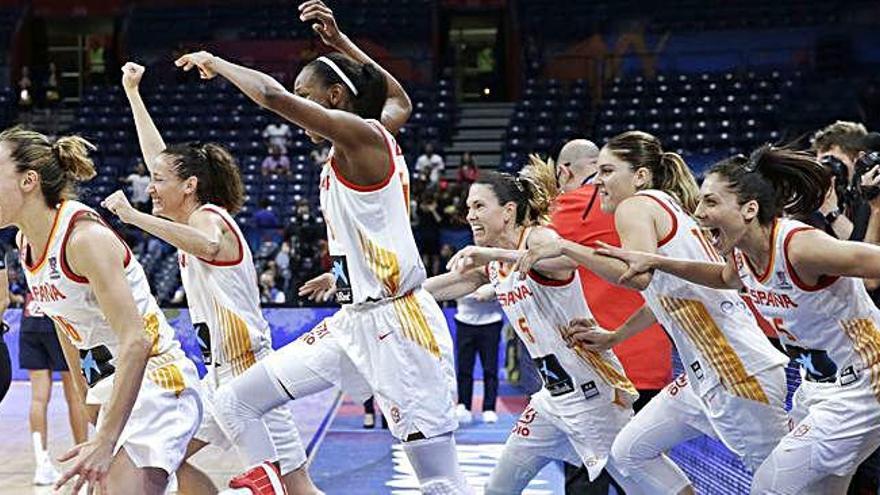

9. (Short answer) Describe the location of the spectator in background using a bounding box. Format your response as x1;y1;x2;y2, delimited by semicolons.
7;266;26;307
418;192;443;275
453;284;503;425
45;62;60;107
415;143;444;185
253;198;280;229
86;36;106;84
18;66;33;112
122;161;151;211
262;144;291;176
263;121;292;154
259;271;286;304
457;152;479;186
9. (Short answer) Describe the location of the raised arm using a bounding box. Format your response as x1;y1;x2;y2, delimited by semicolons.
175;51;388;185
56;223;154;492
121;63;166;172
424;267;490;302
176;52;377;152
102;191;239;262
299;0;412;134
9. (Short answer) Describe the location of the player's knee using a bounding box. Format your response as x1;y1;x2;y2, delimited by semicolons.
214;383;259;437
610;428;642;471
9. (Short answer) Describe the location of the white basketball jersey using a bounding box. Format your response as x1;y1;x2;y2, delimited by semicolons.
487;228;637;402
735;218;880;397
179;204;271;377
637;190;788;399
319;120;424;305
21;200;186;403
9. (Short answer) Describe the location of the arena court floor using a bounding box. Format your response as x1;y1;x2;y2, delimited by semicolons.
0;379;751;494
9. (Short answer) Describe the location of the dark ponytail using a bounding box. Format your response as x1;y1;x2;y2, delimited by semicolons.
162;142;245;214
306;52;388;121
709;144;830;224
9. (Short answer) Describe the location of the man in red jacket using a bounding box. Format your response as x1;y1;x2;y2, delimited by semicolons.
550;139;673;495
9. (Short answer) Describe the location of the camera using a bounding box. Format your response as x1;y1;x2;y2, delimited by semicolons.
853;151;880;201
820;154;850;207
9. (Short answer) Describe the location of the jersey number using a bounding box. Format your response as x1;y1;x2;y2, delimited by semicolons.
517;317;536;343
51;315;82;343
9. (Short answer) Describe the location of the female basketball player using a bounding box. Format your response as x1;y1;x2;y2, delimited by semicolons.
592;145;880;494
171;3;468;492
514;131;790;494
424;158;644;494
103;62;319;495
0;127;201;494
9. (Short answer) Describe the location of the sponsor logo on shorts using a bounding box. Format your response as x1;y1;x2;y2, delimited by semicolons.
302;322;330;345
378;331;393;341
667;374;689;396
512;406;537;437
792;423;811;438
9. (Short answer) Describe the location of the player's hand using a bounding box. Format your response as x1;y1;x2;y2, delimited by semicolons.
562;318;618;352
298;0;343;47
174;51;217;80
469;284;496;303
55;436;114;495
298;272;337;302
593;240;656;285
513;237;563;279
121;62;145;92
861;164;880;209
101;190;138;224
446;246;494;273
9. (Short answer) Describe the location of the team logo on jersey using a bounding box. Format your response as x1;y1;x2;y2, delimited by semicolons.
775;270;793;290
331;255;352;304
581;381;600;401
533;354;574;396
195;322;211;365
48;256;60;279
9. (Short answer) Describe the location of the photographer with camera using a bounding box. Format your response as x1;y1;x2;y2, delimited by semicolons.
812;121;880;242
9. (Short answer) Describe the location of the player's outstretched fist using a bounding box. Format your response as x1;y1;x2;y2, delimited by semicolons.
121;62;145;92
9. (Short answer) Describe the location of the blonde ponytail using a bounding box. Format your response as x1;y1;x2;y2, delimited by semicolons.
658;151;699;213
518;154;560;224
54;136;97;182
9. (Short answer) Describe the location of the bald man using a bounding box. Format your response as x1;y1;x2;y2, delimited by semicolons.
555;139;600;192
549;138;673;495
